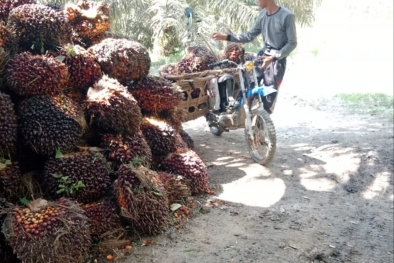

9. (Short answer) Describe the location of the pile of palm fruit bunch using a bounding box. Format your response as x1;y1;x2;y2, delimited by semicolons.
0;1;213;262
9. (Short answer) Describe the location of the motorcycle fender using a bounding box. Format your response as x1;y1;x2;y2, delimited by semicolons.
207;78;220;110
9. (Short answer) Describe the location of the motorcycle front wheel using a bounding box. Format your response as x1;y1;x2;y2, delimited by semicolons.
244;107;276;166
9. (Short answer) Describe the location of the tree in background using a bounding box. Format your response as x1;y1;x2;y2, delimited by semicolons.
37;0;321;55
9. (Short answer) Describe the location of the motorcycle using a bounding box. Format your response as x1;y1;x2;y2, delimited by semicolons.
206;59;277;166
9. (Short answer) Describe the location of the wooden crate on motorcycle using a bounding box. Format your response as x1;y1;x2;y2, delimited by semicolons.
159;68;215;122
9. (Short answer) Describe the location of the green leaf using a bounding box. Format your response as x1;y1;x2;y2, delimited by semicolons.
55;149;64;159
52;173;62;179
151;191;163;197
69;188;74;194
58;184;65;188
55;55;66;62
19;197;31;206
57;188;65;194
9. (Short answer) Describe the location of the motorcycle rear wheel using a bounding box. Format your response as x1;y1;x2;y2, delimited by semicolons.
210;126;224;136
244;107;276;166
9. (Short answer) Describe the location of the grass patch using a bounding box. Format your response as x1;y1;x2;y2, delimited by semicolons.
337;92;394;118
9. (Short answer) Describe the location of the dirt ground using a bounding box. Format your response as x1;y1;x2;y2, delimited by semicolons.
124;93;394;263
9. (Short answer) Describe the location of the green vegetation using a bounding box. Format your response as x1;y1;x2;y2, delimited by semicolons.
337;93;394;118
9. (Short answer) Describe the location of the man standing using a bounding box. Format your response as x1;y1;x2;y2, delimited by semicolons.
212;0;297;114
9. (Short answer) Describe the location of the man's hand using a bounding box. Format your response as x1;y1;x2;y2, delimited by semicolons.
212;32;227;41
259;56;275;69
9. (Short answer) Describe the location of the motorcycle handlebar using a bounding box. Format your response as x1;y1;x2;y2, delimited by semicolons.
208;59;229;69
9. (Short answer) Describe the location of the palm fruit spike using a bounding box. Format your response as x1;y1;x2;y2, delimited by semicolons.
128;75;183;115
179;129;194;149
101;132;152;169
64;1;110;47
81;199;122;242
7;4;72;53
116;165;169;235
60;44;102;92
0;159;22;202
42;150;111;204
17;94;85;156
160;149;209;194
0;93;17;157
157;172;191;203
88;38;151;85
84;75;142;135
0;23;14;76
176;45;217;74
140;119;177;157
6;52;68;96
3;198;91;263
0;0;35;23
220;43;245;65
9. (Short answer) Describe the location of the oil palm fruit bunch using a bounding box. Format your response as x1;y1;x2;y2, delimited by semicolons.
101;132;152;169
158;63;177;78
6;52;68;96
0;159;22;202
0;93;17;157
0;0;35;23
220;43;245;65
81;199;122;242
84;75;142;135
176;45;217;74
60;44;102;92
88;38;150;85
179;129;194;149
157;172;191;203
64;0;110;48
17;94;85;155
7;4;71;53
160;149;209;194
42;150;111;204
128;76;183;115
0;23;14;77
11;141;47;174
155;106;186;132
3;198;91;263
140;119;177;157
116;165;169;235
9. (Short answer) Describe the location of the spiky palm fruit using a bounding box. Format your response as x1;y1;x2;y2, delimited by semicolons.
101;132;152;169
157;172;191;203
6;52;68;95
60;44;102;91
0;23;14;77
128;76;183;115
84;76;142;135
176;46;217;74
160;150;209;194
42;150;111;204
179;129;194;149
17;94;85;155
65;1;110;46
3;198;91;263
81;199;122;242
116;165;169;235
220;43;245;65
155;107;186;132
158;63;177;77
0;93;17;157
140;119;176;157
0;159;22;202
88;38;150;85
0;0;35;23
7;4;72;53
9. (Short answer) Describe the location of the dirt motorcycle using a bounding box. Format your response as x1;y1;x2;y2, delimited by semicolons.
206;59;277;165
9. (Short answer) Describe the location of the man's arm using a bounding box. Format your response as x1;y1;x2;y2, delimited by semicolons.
228;16;262;43
274;14;297;60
